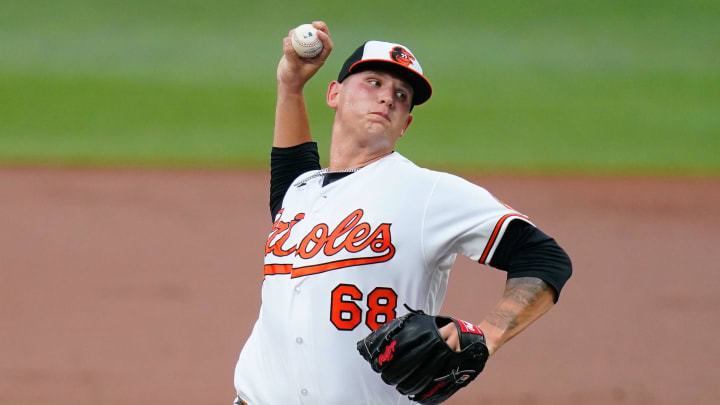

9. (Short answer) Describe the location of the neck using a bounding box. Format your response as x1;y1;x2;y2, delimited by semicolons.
328;124;396;171
328;147;392;171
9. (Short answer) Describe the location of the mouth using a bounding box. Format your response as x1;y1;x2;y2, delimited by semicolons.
370;112;391;122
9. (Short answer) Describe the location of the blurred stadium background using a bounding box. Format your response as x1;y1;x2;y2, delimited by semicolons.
1;1;719;405
1;0;718;174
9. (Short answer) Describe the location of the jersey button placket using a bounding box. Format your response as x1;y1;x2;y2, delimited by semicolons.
289;279;314;404
292;190;322;404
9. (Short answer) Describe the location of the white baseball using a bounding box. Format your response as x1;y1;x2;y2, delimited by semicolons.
291;24;323;58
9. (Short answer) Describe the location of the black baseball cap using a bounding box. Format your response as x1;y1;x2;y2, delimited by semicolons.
337;40;433;106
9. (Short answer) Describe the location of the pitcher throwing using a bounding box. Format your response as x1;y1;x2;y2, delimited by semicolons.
233;21;572;404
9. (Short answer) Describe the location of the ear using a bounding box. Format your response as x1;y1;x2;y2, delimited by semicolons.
327;81;341;108
399;114;413;137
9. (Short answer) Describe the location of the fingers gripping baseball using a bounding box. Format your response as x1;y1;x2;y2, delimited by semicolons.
277;21;334;90
307;21;333;60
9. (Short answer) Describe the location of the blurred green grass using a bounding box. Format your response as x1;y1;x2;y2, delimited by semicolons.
1;0;718;175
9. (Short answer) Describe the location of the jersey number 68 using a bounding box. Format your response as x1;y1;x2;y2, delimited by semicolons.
330;284;398;331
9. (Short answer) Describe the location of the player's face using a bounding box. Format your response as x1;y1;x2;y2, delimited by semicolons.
327;70;414;142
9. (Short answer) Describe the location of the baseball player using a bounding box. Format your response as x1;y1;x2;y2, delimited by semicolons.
233;21;572;404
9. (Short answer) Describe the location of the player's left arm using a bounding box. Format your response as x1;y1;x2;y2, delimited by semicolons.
473;276;556;355
441;220;572;354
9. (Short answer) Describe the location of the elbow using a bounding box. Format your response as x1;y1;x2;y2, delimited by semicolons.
551;246;573;301
560;247;573;283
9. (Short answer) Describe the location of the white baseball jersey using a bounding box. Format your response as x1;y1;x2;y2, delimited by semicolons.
234;152;531;404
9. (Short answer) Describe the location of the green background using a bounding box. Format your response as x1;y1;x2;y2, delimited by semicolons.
1;0;718;175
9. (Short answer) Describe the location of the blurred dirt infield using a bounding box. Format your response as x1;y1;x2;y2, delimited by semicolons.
1;168;718;405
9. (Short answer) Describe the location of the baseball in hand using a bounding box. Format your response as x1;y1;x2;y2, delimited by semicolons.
291;24;323;58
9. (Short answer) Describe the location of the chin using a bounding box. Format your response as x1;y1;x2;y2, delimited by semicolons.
362;123;390;137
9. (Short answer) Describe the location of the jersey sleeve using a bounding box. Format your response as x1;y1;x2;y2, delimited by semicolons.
422;173;533;269
489;220;573;301
269;142;321;220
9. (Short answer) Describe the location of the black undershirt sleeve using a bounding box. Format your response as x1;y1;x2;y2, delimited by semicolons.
269;142;321;220
488;219;573;302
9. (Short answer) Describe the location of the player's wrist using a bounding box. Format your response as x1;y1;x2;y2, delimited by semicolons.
477;320;504;356
277;82;306;98
276;67;311;94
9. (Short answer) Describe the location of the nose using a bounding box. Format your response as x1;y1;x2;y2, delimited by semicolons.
378;87;394;108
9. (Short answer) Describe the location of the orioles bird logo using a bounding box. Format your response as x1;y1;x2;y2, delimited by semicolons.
389;46;415;67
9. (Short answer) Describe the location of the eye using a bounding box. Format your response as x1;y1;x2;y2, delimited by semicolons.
395;91;408;101
367;79;380;87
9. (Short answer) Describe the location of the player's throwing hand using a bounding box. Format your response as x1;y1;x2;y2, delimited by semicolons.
277;21;333;91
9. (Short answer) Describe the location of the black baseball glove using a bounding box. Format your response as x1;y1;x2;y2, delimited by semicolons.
357;306;489;404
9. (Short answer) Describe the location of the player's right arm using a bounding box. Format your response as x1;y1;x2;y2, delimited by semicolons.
269;22;333;219
274;21;333;147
